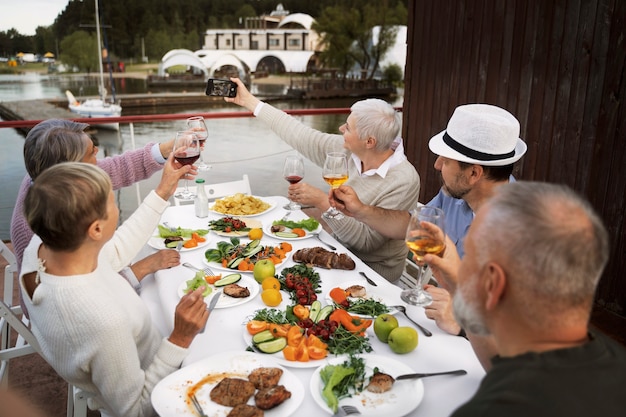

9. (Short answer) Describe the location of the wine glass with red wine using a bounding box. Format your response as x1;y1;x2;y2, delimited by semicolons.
401;206;446;306
186;116;211;171
282;154;305;210
173;130;200;200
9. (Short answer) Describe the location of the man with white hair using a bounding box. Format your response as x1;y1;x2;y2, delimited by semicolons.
426;181;626;415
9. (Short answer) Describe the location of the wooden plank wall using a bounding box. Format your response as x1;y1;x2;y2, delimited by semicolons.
402;0;626;318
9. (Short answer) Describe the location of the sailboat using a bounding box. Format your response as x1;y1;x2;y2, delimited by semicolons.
65;0;121;130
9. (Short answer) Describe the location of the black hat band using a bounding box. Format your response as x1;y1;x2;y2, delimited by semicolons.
443;132;515;161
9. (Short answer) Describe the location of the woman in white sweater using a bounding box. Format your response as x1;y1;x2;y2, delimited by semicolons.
20;160;208;417
226;78;420;282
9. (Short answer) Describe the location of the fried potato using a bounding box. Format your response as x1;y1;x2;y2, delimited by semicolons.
211;194;271;215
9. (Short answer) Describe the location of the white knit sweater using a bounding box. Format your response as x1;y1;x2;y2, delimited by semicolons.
20;191;187;417
257;104;420;281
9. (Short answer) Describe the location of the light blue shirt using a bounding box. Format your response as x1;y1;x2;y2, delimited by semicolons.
427;189;474;258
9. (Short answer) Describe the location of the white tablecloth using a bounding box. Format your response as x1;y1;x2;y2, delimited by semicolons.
140;196;485;416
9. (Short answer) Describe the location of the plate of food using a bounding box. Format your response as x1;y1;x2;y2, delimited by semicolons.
148;225;211;252
325;280;400;318
310;354;424;416
203;239;293;273
263;221;322;240
210;194;276;217
177;274;259;309
209;217;263;237
151;351;305;417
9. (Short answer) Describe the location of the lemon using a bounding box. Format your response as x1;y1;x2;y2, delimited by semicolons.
248;228;263;240
261;289;282;307
261;277;281;291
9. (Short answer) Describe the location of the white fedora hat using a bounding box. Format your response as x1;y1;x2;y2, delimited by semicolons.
428;104;527;166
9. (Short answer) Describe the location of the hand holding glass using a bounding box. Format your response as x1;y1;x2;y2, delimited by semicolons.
322;152;349;220
283;155;305;210
186;116;211;171
401;206;446;306
173;131;200;200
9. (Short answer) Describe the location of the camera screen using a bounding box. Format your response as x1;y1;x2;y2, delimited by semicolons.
209;80;235;96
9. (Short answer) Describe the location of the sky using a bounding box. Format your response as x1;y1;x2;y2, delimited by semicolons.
0;0;69;36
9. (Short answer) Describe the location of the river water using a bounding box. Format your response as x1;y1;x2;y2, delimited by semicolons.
0;73;403;240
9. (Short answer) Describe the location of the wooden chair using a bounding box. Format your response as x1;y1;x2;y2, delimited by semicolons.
0;241;92;417
172;174;252;205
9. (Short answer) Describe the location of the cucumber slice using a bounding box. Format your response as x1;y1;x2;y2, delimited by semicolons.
315;305;334;323
275;231;299;238
309;300;322;322
165;241;181;248
243;244;263;257
247;239;261;249
227;257;243;268
214;273;242;287
255;337;287;354
252;330;275;344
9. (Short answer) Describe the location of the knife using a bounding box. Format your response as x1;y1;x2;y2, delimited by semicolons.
207;290;221;312
200;290;221;333
395;369;467;380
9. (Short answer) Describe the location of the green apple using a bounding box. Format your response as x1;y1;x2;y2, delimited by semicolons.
253;259;276;284
374;313;399;343
387;326;418;354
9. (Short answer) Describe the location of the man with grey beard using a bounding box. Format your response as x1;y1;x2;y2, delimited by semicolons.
425;181;626;416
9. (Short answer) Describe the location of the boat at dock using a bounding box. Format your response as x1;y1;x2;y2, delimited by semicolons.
65;0;121;130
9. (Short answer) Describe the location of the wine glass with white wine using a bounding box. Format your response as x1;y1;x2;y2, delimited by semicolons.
401;206;446;306
186;116;211;171
322;152;349;220
283;154;305;210
173;130;200;201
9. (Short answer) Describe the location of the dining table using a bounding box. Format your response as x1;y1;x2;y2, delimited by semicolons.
137;195;485;417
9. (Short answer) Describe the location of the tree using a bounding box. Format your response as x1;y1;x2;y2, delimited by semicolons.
312;0;407;79
59;30;98;73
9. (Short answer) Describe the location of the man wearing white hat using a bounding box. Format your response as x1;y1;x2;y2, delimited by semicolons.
331;104;527;335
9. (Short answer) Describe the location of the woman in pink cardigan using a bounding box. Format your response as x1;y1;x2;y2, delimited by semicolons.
10;119;181;295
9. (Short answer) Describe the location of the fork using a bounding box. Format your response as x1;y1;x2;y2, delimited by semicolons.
334;405;361;416
183;262;216;276
190;394;207;417
311;231;337;250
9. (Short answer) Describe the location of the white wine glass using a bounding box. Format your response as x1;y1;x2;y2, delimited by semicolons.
283;154;305;210
186;116;211;171
322;152;349;220
173;130;200;200
401;206;446;306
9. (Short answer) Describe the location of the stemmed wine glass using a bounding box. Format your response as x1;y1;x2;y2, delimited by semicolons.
186;116;211;171
173;130;200;200
322;152;349;220
283;154;305;210
401;206;446;306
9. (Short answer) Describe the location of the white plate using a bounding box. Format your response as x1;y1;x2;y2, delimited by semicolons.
325;280;402;317
148;235;210;252
310;354;424;416
151;351;305;417
202;240;291;273
210;196;276;218
177;275;259;309
211;218;263;237
242;324;337;369
263;222;323;240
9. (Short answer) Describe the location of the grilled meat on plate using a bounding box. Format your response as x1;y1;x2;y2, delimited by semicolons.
227;404;264;417
292;247;356;270
248;367;283;390
366;372;395;393
345;285;366;298
210;377;256;407
254;385;292;410
223;283;250;298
